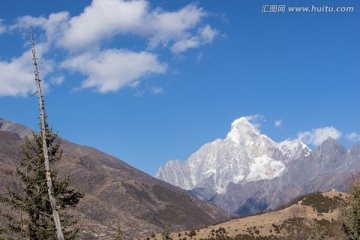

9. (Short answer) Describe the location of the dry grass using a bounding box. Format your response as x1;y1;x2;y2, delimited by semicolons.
144;191;349;240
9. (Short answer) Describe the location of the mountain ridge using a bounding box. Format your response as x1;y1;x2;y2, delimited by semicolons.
156;117;360;215
156;117;310;194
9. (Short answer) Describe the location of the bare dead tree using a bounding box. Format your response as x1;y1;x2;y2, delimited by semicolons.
30;25;65;240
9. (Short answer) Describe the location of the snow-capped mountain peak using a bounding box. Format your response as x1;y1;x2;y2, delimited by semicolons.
280;139;311;160
226;117;261;145
156;117;311;195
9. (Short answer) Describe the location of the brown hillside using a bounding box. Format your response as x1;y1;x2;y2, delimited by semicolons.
0;130;231;239
148;192;348;240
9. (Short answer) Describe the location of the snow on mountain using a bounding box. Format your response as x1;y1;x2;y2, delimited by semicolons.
246;155;285;182
156;117;359;215
280;139;311;161
156;117;310;194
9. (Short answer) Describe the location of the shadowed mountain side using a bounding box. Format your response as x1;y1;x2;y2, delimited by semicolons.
0;130;231;239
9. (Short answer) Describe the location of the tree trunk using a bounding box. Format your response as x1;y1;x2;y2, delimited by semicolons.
30;25;65;240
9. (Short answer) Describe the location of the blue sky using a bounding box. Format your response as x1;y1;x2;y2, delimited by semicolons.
1;0;359;175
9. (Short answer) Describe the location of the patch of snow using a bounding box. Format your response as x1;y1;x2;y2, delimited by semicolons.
246;155;285;181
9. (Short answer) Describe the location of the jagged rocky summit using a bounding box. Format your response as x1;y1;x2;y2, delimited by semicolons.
156;117;310;194
156;117;360;215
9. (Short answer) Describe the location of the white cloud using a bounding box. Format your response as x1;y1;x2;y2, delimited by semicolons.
50;76;65;85
275;120;283;128
61;0;147;50
171;37;200;53
150;86;163;95
168;25;217;53
199;25;218;43
15;12;70;50
147;3;206;50
297;127;342;146
346;132;360;143
3;0;219;96
0;46;52;97
0;19;7;34
53;0;207;51
18;0;215;54
244;114;265;130
61;49;166;93
0;55;35;97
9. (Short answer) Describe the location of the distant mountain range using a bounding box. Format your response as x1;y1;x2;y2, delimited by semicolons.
156;117;360;215
0;118;231;239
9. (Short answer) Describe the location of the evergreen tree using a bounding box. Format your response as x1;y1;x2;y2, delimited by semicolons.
340;179;360;239
0;125;83;240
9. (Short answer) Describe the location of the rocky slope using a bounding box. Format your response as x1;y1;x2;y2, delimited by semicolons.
156;117;360;215
0;120;231;239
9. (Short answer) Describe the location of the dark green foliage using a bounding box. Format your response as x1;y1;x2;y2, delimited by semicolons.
301;192;343;213
281;217;310;239
162;229;172;240
310;219;334;240
188;230;196;237
0;129;83;240
271;224;281;234
245;226;261;237
313;219;330;228
340;180;360;239
216;227;226;234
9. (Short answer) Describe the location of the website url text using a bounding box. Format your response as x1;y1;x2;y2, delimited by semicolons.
261;5;355;13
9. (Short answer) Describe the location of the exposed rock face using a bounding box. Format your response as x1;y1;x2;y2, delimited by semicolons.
0;121;231;239
157;117;360;215
0;119;33;139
